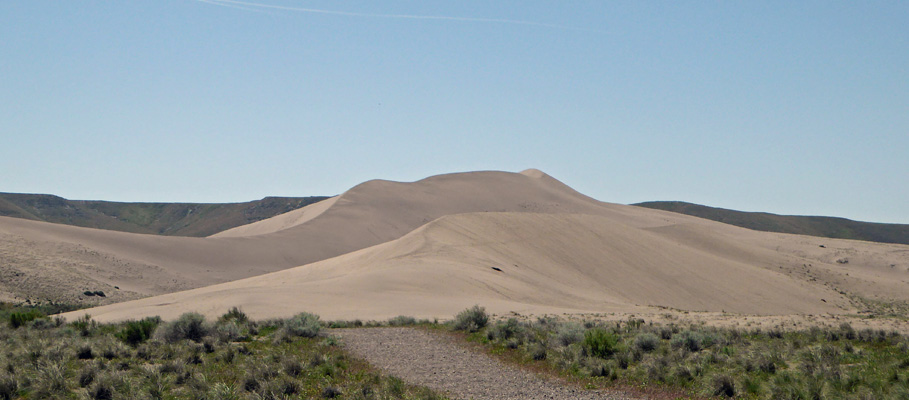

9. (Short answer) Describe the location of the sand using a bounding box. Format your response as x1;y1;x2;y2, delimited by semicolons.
62;210;907;323
1;169;622;303
2;169;905;326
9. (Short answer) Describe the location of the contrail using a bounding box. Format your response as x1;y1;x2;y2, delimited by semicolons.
197;0;267;14
199;0;599;33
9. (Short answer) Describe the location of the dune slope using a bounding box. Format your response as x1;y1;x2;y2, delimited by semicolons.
2;169;674;304
64;211;909;323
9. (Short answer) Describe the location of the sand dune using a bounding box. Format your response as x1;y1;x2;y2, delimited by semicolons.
2;169;692;303
62;210;909;323
4;169;907;322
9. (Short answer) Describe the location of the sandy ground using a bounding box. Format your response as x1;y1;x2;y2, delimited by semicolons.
3;169;906;330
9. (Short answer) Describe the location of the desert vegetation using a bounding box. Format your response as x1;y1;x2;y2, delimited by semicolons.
4;299;909;399
634;201;909;245
452;307;909;399
0;306;444;399
0;193;328;237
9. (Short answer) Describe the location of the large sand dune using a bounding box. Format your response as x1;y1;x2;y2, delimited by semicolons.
3;169;907;322
63;210;909;322
1;169;689;303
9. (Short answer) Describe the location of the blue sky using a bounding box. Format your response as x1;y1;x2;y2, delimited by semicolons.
1;1;906;223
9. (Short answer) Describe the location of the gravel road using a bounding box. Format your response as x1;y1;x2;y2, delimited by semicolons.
332;327;640;400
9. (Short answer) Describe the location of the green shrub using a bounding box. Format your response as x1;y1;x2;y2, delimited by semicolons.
33;361;68;397
584;328;619;358
76;344;94;360
9;310;43;328
839;322;856;340
634;332;660;352
671;330;713;352
89;376;115;400
529;342;547;361
281;312;321;338
117;317;161;346
488;318;522;341
388;315;417;326
78;365;96;387
283;358;304;377
322;386;342;398
452;305;488;332
158;313;209;343
712;374;736;397
0;374;17;400
30;317;56;330
207;382;241;400
556;323;585;346
219;307;248;324
216;321;243;342
70;314;96;336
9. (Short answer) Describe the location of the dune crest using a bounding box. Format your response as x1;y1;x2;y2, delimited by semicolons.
211;196;339;238
519;168;547;178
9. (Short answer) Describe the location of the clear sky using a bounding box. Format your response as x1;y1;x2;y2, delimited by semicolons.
1;1;906;223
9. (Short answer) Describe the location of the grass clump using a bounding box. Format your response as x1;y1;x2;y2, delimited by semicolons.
157;312;209;343
584;328;620;358
633;332;660;353
218;306;248;324
116;317;161;346
279;312;321;339
9;310;43;328
556;322;585;346
671;329;714;352
388;315;417;326
712;374;736;397
452;305;488;332
0;374;17;400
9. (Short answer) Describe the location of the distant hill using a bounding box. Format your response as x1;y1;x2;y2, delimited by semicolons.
634;201;909;245
0;193;328;237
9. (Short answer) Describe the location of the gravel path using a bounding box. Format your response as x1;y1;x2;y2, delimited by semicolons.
332;327;640;400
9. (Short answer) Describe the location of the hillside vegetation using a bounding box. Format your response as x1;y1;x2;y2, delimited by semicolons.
635;201;909;245
0;193;328;237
